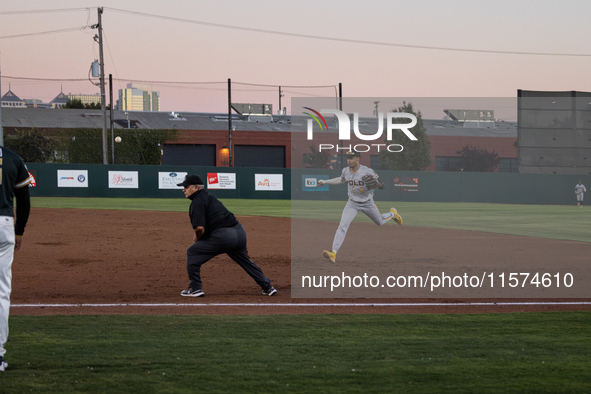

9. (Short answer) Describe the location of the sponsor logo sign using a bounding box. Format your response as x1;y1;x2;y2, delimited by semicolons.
108;171;139;189
57;170;89;188
393;177;419;192
158;172;188;189
207;173;236;190
302;175;329;191
255;174;283;191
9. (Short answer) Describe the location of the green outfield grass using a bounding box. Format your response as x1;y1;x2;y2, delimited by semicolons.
32;198;591;243
30;197;290;217
3;312;589;393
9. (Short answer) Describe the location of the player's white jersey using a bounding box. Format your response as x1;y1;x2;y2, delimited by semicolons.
575;183;586;194
340;165;379;202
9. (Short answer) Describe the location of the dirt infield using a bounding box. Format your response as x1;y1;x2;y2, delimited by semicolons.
10;208;591;315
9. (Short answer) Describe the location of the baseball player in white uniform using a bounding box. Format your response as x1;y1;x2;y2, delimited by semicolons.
0;147;32;372
575;180;586;207
318;151;402;264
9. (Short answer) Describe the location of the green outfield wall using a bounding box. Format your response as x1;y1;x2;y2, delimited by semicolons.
25;163;584;205
292;169;584;205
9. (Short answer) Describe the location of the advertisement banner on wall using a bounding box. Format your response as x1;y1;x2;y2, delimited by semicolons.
393;177;419;192
302;175;329;191
108;171;139;189
158;172;188;189
57;170;88;188
255;174;283;191
207;173;237;190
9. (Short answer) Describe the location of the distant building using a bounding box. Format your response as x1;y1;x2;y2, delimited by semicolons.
23;98;48;109
1;87;26;108
50;92;69;108
116;83;160;111
68;93;101;106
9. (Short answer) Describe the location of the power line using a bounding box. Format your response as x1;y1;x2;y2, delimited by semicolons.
2;76;89;82
234;82;336;89
3;6;587;57
104;7;591;57
2;76;336;89
0;26;89;40
0;8;91;15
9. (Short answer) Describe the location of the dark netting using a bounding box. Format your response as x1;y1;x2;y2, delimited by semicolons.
518;90;591;175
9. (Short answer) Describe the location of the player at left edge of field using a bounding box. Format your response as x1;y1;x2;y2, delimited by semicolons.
0;146;32;372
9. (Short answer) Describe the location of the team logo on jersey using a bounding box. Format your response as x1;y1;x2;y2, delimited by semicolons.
28;172;37;187
347;180;365;186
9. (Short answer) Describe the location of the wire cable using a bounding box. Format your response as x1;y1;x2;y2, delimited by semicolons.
0;26;89;40
0;8;91;15
104;7;591;57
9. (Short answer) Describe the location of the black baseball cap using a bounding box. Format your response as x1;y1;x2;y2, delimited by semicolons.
346;150;361;157
177;174;204;187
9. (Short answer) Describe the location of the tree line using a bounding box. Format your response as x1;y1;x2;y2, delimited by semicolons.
4;128;178;165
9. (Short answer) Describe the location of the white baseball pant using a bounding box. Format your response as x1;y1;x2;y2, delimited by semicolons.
332;200;394;253
0;217;15;358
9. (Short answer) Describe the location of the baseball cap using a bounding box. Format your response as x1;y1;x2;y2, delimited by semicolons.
177;174;204;187
346;150;361;157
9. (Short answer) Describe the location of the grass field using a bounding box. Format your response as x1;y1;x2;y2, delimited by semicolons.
4;313;590;393
15;197;590;392
32;197;591;242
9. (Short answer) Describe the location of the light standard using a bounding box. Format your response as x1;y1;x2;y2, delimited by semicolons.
229;125;235;167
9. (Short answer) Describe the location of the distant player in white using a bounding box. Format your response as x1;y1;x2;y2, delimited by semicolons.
317;151;402;264
575;180;586;207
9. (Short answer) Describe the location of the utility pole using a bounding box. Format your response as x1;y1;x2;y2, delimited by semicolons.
278;86;283;115
228;78;233;167
97;8;108;164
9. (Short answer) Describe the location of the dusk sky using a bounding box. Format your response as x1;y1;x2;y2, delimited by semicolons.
1;0;590;118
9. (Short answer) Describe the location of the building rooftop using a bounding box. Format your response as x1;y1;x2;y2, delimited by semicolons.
1;107;517;137
1;90;24;103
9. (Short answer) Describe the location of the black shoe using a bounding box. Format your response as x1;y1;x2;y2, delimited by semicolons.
181;287;204;297
0;356;7;372
262;286;277;296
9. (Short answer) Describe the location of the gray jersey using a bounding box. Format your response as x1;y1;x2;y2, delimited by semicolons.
340;165;379;203
575;183;586;194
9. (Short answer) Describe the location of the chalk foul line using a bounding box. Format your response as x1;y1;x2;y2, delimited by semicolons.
10;302;591;307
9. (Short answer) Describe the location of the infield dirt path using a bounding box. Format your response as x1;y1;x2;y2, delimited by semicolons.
10;208;591;315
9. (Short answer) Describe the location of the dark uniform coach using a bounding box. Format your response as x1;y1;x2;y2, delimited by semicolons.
0;147;32;372
177;174;277;297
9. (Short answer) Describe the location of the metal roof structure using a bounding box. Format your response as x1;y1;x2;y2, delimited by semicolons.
1;89;24;103
1;107;516;137
50;92;69;106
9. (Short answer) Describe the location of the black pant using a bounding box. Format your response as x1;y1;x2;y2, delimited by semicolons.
186;222;271;291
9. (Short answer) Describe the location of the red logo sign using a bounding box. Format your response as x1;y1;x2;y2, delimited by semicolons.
207;173;219;185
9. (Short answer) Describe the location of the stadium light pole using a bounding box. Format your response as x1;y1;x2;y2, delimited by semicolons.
109;74;114;164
